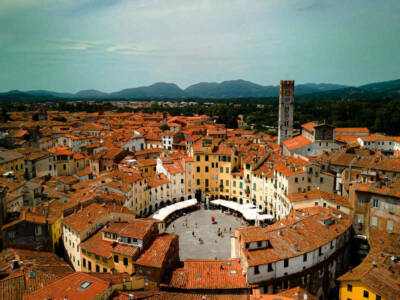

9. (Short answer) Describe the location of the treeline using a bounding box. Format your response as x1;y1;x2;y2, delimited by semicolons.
1;98;400;135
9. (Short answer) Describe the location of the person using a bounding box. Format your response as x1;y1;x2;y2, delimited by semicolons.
192;231;195;236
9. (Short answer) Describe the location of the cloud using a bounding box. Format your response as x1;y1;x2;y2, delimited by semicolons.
46;39;106;52
105;44;155;55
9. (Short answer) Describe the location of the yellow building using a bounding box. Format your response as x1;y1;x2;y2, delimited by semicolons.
0;149;25;176
136;159;157;177
337;229;400;300
191;138;239;200
80;230;117;273
338;281;386;300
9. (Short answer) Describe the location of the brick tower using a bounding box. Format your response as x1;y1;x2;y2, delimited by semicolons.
278;80;294;146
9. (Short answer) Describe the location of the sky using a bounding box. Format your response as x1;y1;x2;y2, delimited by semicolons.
0;0;399;93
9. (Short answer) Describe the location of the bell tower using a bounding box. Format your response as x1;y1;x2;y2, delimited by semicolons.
278;80;294;146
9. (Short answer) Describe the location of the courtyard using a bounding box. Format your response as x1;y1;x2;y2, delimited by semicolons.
166;207;245;260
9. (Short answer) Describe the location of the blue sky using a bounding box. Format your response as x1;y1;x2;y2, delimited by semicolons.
0;0;399;92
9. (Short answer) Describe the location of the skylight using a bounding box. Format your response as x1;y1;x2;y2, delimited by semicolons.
77;281;92;291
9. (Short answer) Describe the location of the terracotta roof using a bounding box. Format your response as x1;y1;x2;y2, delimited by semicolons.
283;135;313;151
147;173;170;188
287;190;352;208
135;234;178;268
167;259;247;290
113;291;247;300
24;272;110;300
334;127;369;133
63;203;133;233
337;229;400;300
237;207;351;267
112;243;139;257
80;231;113;258
301;122;318;133
0;248;72;278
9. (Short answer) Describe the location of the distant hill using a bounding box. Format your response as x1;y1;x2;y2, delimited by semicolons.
109;82;186;99
1;78;399;101
75;89;108;99
358;78;400;93
184;80;347;98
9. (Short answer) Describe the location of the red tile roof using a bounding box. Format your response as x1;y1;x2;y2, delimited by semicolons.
301;122;318;133
24;272;110;300
283;135;313;151
135;234;178;268
167;259;247;290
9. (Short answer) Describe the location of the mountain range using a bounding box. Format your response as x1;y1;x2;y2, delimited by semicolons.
1;78;400;100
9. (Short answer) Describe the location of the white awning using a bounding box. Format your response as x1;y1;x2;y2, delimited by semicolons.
151;199;198;221
210;199;273;221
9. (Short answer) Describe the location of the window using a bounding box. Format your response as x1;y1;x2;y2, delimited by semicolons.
268;263;273;272
387;220;394;232
123;257;128;266
363;290;369;298
294;177;298;183
245;243;250;249
226;167;229;173
96;265;100;272
388;203;395;214
372;199;379;208
318;247;323;256
88;261;92;271
196;166;200;172
205;166;209;172
254;266;260;274
103;267;107;273
357;214;364;224
376;295;381;300
284;259;289;268
303;253;307;262
257;241;262;247
196;155;200;161
114;255;119;263
371;216;378;226
358;198;364;206
205;155;209;161
320;177;324;183
83;258;86;268
220;167;223;173
347;284;352;292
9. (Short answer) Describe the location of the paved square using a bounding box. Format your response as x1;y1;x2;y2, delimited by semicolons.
166;208;245;260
